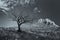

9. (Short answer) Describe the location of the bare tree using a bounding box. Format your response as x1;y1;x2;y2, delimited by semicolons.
11;10;33;32
0;0;40;32
17;16;25;32
12;15;25;32
9;0;36;32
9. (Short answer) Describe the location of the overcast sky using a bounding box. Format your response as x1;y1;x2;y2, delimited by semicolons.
0;0;60;25
36;0;60;25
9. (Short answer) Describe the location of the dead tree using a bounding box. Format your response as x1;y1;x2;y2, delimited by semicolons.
11;12;25;32
17;16;25;32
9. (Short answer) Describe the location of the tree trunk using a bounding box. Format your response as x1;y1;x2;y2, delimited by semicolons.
17;24;22;32
17;16;25;32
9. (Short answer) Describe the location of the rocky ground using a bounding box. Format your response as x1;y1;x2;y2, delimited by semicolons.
0;27;60;40
0;19;60;40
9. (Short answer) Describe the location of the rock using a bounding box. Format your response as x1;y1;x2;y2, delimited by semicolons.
38;18;59;27
20;18;59;36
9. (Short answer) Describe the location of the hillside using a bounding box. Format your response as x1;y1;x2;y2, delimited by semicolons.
0;26;60;40
0;19;60;40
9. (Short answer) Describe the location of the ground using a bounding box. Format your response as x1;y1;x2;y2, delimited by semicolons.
0;27;60;40
0;19;60;40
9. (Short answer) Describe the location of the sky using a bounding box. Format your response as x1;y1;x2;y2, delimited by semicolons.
36;0;60;25
0;0;60;25
0;0;9;10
